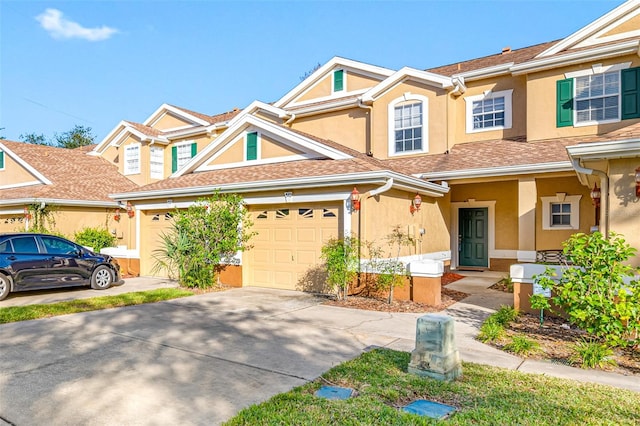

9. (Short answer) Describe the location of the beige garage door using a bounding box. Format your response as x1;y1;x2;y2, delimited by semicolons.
139;210;175;276
247;203;340;290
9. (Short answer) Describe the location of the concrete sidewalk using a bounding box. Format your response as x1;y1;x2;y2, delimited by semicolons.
440;271;639;393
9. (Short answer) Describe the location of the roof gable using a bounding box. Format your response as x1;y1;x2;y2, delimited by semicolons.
0;141;52;190
174;115;353;176
273;57;394;109
537;0;640;57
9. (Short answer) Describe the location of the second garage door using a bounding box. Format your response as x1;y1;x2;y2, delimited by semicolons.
247;203;341;290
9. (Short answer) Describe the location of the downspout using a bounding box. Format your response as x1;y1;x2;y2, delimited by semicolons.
357;99;374;156
571;159;609;238
284;113;296;126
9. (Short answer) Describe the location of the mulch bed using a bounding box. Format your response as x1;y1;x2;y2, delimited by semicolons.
323;272;469;313
495;312;640;376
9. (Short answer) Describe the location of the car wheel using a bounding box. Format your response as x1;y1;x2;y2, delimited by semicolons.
91;266;114;290
0;274;10;301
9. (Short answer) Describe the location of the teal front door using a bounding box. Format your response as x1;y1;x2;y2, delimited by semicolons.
458;208;488;268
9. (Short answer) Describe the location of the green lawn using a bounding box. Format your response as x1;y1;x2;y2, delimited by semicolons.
0;288;194;324
225;348;640;426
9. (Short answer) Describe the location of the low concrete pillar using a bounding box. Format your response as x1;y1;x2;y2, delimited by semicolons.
408;314;462;381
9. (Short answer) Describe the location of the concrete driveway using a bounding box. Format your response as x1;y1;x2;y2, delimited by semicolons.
0;287;422;426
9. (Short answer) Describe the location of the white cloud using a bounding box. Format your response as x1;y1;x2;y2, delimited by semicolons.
36;9;118;42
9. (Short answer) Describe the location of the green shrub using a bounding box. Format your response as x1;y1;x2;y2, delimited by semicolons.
570;338;617;369
535;232;640;348
321;236;360;300
504;335;540;356
477;320;505;343
492;305;519;326
74;227;116;252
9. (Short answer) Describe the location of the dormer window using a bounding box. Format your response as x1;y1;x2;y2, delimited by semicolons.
333;69;345;93
388;94;429;157
172;141;197;172
123;143;140;175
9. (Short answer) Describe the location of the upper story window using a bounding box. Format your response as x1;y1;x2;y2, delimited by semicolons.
575;71;620;123
0;151;4;170
557;63;640;127
171;141;197;173
123;143;140;175
388;94;429;157
465;89;513;133
150;146;164;179
333;69;345;93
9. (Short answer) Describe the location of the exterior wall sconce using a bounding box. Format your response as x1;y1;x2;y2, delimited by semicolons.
635;167;640;198
410;193;422;214
351;187;361;212
23;207;31;220
126;202;135;218
590;183;601;208
114;209;121;222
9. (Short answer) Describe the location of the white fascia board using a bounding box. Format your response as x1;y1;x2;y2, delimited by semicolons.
143;103;210;127
113;171;450;202
361;67;453;103
511;40;640;75
566;139;640;160
220;101;288;130
273;56;394;108
419;161;574;181
0;142;52;185
0;198;119;208
537;0;640;58
93;121;129;154
452;62;514;82
176;115;352;177
163;126;210;141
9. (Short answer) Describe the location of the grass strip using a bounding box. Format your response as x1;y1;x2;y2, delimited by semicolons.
225;348;640;426
0;288;194;324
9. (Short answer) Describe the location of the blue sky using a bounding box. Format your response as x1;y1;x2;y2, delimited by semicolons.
0;0;622;142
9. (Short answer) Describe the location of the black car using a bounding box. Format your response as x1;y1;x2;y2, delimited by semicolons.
0;233;124;301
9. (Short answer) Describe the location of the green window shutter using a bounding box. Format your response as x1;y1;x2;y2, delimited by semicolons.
0;152;4;169
190;142;197;157
171;146;178;173
246;132;258;161
621;67;640;120
556;78;574;127
334;70;344;92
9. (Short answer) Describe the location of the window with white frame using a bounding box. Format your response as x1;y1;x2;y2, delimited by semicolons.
575;71;620;123
388;94;428;156
557;63;639;128
465;89;513;133
150;146;164;179
541;194;582;230
176;142;195;170
123;144;140;175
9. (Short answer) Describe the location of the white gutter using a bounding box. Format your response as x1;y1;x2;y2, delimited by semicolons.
510;40;640;75
565;139;640;160
419;161;574;181
285;97;360;116
0;198;120;208
452;63;513;82
571;159;609;238
111;171;449;201
367;178;393;198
